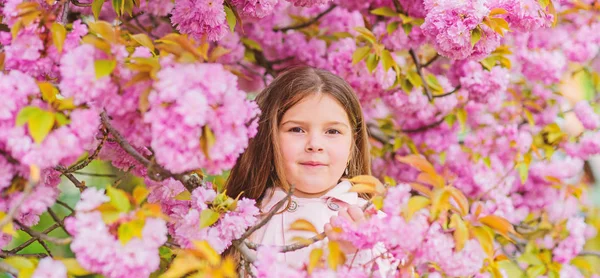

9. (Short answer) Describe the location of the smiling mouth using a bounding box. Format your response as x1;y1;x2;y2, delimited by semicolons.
299;162;327;167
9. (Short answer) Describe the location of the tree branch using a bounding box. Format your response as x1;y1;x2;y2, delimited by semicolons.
73;171;117;178
402;117;445;133
432;85;461;98
101;111;203;193
422;54;440;68
273;5;337;32
55;165;86;192
60;0;70;24
16;221;72;246
409;49;433;102
579;250;600;257
237;185;294;243
66;130;107;173
4;222;62;254
0;179;36;230
70;0;92;7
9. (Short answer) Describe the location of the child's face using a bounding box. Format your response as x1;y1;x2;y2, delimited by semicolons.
278;94;353;197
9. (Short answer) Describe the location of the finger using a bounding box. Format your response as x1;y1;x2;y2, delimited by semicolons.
324;223;338;241
338;208;352;221
347;205;366;223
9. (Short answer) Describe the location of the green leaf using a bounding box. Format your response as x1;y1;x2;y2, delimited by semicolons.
29;109;55;144
517;162;529;184
118;219;145;245
370;7;398;17
55;112;70;127
471;27;482;47
402;23;413;35
92;0;104;20
16;106;41;127
381;49;395;71
526;265;547;278
425;74;443;94
224;6;236;32
354;27;376;44
352;46;371;65
94;59;117;79
131;33;155;53
112;0;124;16
199;209;220;228
481;56;496;70
365;53;378;73
123;0;134;16
387;21;399;35
241;38;262;51
106;186;131;212
51;22;66;53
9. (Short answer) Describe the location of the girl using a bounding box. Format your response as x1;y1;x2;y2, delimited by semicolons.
225;66;382;271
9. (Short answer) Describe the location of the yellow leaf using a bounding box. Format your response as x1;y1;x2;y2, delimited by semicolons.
91;0;104;20
97;203;121;224
132;185;149;205
0;212;17;236
473;226;495;258
200;125;216;159
449;214;469;251
371;195;384;210
131;33;155;53
348;184;378;194
370;6;398;17
404;196;430;220
208;46;232;62
87;21;117;43
3;256;35;271
471;27;482;47
118;218;145;245
161;251;204;278
16;106;42;127
479;215;519;240
406;69;422;88
38;82;58;103
354;27;376;44
106;186;131;212
348;175;385;195
51;22;67;54
58;258;91;276
308;248;323;274
28;109;55;144
489;8;508;16
447;187;470;216
430;187;451;220
191;240;221;265
174;190;192;201
82;34;112;54
199;209;220;228
289;219;318;234
240;38;262;51
94;59;117;79
416;172;445;188
327;241;346;270
224;6;236;32
381;49;395;71
396;154;436;175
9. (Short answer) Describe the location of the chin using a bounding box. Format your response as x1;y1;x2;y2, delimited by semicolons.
295;180;332;193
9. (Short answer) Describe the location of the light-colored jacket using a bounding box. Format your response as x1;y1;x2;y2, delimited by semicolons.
249;180;391;274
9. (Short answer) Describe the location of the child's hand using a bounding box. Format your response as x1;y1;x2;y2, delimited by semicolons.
324;205;365;254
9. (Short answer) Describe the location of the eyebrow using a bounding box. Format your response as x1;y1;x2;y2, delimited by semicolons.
280;120;350;128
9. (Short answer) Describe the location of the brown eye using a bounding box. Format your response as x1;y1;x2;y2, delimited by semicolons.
327;129;341;134
289;127;304;133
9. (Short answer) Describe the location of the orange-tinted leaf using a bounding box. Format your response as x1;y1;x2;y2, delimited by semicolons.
447;187;470;216
479;215;518;240
289;219;318;234
416;172;445;188
396;154;436;175
348;175;385;195
191;240;221;265
430;187;451;220
409;182;432;198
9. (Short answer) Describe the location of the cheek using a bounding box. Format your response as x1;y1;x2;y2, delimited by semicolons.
328;137;352;164
278;134;302;164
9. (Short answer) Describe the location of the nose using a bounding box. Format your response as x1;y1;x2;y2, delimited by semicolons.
305;134;324;153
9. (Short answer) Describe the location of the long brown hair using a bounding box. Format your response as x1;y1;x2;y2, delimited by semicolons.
225;66;371;204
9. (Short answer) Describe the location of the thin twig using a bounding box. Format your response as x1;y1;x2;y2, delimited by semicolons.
273;5;337;32
422;54;440;68
60;0;70;24
70;0;92;7
5;223;61;254
0;179;36;230
100;111;151;166
402;117;445;133
73;171;117;178
579;250;600;257
16;221;72;245
55;200;75;214
409;49;433;102
47;208;70;235
0;251;47;259
55;165;86;192
237;185;294;243
433;85;461;98
67;130;107;173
